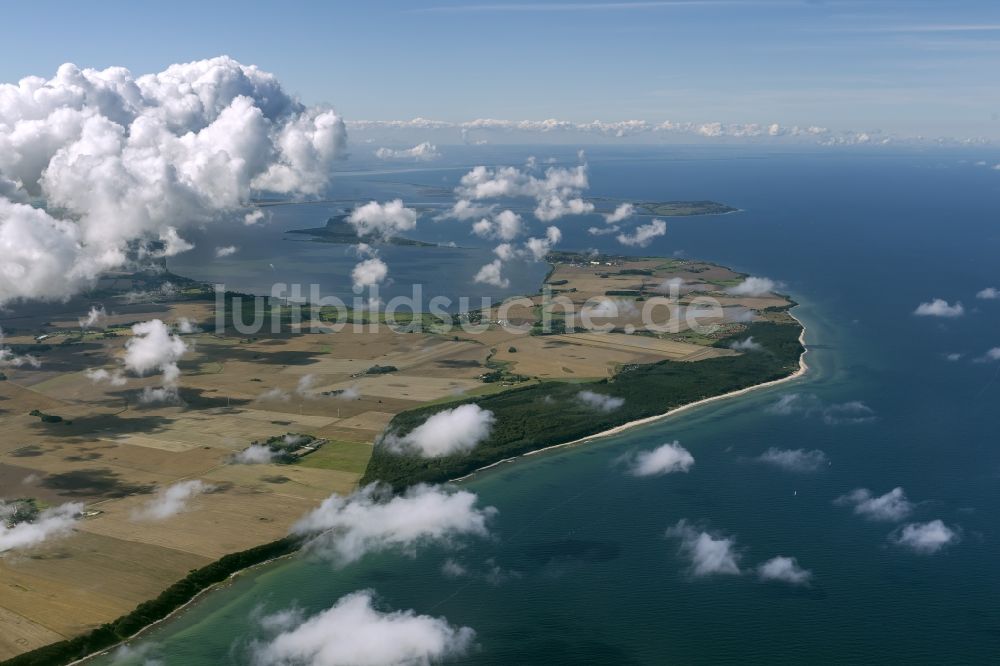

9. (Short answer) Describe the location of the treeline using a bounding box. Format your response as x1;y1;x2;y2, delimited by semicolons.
361;321;803;489
2;537;300;666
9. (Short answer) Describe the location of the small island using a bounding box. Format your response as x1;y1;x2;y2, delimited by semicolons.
637;200;739;216
287;215;436;247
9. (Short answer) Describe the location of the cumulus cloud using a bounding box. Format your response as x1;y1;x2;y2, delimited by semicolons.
588;224;620;236
79;305;106;329
471;209;523;241
728;337;763;352
374;141;440;161
976;287;999;300
0;56;346;304
577;390;625;412
0;327;41;368
292;483;495;565
727;277;777;297
436;199;495;222
755;447;829;473
131;480;211;521
665;520;741;577
347;199;418;240
585;298;638;319
473;259;509;289
604;202;635;224
231;444;279;465
623;441;694;476
914;299;965;318
84;367;127;386
617;219;666;248
454;164;593;222
385;404;495;457
0;502;83;553
215;245;238;258
523;225;562;260
835;487;913;522
124;319;188;399
891;520;959;554
757;556;812;585
251;590;475;666
766;393;876;425
352;257;389;290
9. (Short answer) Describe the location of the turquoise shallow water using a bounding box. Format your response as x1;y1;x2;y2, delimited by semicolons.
94;147;1000;665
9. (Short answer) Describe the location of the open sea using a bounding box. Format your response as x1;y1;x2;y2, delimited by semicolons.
97;145;1000;665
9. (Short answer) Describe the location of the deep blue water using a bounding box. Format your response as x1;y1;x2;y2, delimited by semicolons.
97;147;1000;665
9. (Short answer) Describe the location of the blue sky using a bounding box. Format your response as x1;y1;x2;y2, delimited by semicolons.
3;0;1000;138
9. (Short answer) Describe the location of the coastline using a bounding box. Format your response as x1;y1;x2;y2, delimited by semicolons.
452;310;808;482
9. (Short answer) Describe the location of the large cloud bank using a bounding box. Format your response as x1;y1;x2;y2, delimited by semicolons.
0;56;346;304
252;590;475;666
292;483;496;565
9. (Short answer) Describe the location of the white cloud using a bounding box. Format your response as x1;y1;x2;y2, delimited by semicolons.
473;259;509;289
352;257;389;290
767;393;876;425
455;164;593;222
0;502;83;552
244;209;266;226
604;202;635;224
835;487;913;522
176;317;198;334
757;556;812;585
0;328;41;369
727;277;777;297
386;404;495;457
585;298;638;319
979;347;1000;362
728;337;763;352
0;57;346;305
891;519;960;554
84;367;127;386
977;287;999;300
251;590;475;666
292;483;496;565
79;305;106;330
756;447;829;473
588;224;620;236
347;200;418;239
436;199;495;222
124;319;188;392
914;299;965;318
523;225;562;260
131;480;211;521
471;209;523;241
374;141;441;161
577;390;625;412
493;243;516;261
665;520;742;577
232;444;279;465
624;441;695;476
617;219;666;248
215;245;239;258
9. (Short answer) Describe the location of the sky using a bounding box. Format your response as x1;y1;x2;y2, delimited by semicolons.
2;0;1000;138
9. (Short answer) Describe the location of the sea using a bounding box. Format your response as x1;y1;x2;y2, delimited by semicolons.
95;145;1000;665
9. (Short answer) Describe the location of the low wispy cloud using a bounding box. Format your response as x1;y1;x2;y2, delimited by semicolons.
131;480;212;521
757;556;812;585
727;276;777;297
622;441;695;476
384;404;495;457
914;299;965;318
755;447;829;473
835;487;913;522
292;483;496;565
215;245;239;258
767;393;876;425
0;502;83;553
617;219;666;247
890;520;960;554
728;337;763;352
604;202;635;224
251;590;475;666
79;305;106;330
374;141;440;161
665;520;742;577
976;287;999;300
577;390;625;412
